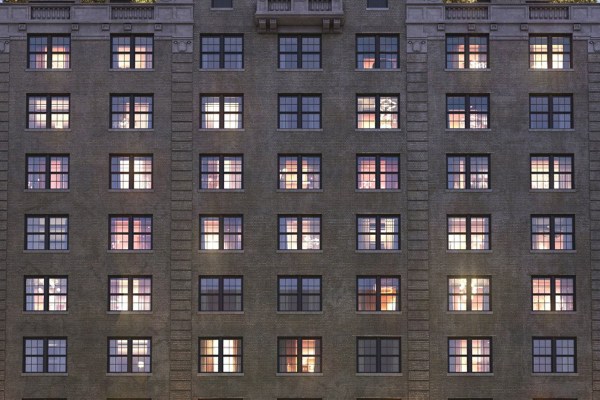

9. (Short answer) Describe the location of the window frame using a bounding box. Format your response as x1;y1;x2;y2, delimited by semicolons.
24;276;68;312
366;0;388;9
532;275;576;312
110;34;154;70
26;94;70;130
200;34;243;69
447;276;492;312
198;337;243;373
108;214;153;251
356;276;401;312
447;337;492;374
26;154;70;190
529;34;572;70
356;94;400;129
355;34;400;70
200;94;244;129
356;215;401;251
23;337;68;374
530;154;574;190
27;34;70;70
446;154;490;190
110;94;154;129
278;94;322;129
107;337;152;373
24;214;69;251
277;337;322;374
200;154;244;190
199;276;243;312
447;215;491;251
356;337;401;373
530;214;575;251
277;276;322;312
445;34;489;70
109;154;153;190
278;154;322;190
529;94;573;130
278;215;322;251
211;0;233;8
446;94;489;130
108;275;152;312
532;337;577;373
278;35;322;70
356;154;400;190
199;215;244;251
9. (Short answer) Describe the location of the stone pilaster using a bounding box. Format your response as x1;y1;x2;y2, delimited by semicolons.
0;39;9;400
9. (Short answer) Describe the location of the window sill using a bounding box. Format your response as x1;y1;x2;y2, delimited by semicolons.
529;250;576;254
445;189;491;193
24;129;71;132
198;129;245;132
529;68;574;72
355;250;401;253
198;250;244;253
447;311;492;314
355;189;401;193
445;129;490;133
109;68;155;72
23;250;69;254
210;7;233;10
446;250;491;253
276;373;323;377
198;372;244;376
444;68;491;72
276;250;323;254
366;7;389;10
528;129;575;132
198;189;245;193
447;373;493;377
277;311;323;315
354;68;400;72
22;373;68;377
108;129;154;132
530;311;577;315
355;373;402;376
356;311;401;314
355;129;402;132
531;373;578;376
197;311;244;315
24;189;70;193
106;311;153;315
199;68;245;72
529;189;576;193
107;250;154;254
25;68;72;72
22;311;68;315
106;373;152;377
277;68;323;72
276;129;323;132
108;189;154;193
277;189;323;193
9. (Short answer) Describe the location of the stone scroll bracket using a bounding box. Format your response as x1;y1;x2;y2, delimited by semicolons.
590;39;600;54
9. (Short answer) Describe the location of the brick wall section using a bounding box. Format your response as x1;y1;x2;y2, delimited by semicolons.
406;41;430;400
0;43;8;400
170;44;194;400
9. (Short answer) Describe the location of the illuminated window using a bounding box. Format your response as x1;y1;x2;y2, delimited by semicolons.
110;155;153;190
357;337;400;373
109;215;153;250
24;276;67;312
201;35;243;69
278;276;321;312
367;0;388;8
357;276;400;312
27;155;69;190
278;155;321;190
530;35;571;69
109;276;152;311
278;337;321;373
279;35;321;69
532;276;575;312
446;34;488;69
199;338;242;373
533;337;576;373
108;338;151;373
356;35;399;69
28;35;70;69
25;215;69;250
447;215;490;250
111;95;153;129
357;215;400;250
279;95;321;129
447;155;489;190
200;155;243;190
212;0;232;8
111;35;153;69
357;95;399;129
278;215;321;250
447;94;488;129
27;95;70;129
201;95;243;129
357;155;399;190
530;95;572;129
448;338;491;373
24;338;67;373
531;215;574;250
448;277;490;311
530;155;573;190
199;276;243;311
200;215;243;250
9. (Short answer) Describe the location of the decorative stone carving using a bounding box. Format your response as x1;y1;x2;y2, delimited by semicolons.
101;24;110;31
407;40;427;54
0;41;9;54
172;40;193;53
590;40;600;53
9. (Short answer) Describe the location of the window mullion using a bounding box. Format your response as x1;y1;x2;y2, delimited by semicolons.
549;156;554;189
465;157;471;190
297;278;302;311
375;96;380;129
297;37;302;68
297;338;302;372
376;338;381;373
551;339;556;373
297;96;302;129
467;339;473;373
219;278;224;311
44;278;50;311
550;277;556;311
220;36;225;69
297;156;302;189
548;96;554;129
46;156;52;189
128;278;134;311
44;216;50;250
549;217;555;250
219;96;225;129
466;217;471;250
466;277;472;311
128;216;134;250
375;156;381;189
376;278;381;311
465;37;470;69
130;37;136;69
297;217;302;250
218;216;224;250
374;36;380;69
547;36;552;69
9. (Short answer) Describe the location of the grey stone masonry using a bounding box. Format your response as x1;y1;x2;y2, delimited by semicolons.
0;39;8;400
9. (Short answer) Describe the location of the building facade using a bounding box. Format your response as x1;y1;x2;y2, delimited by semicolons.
0;0;598;398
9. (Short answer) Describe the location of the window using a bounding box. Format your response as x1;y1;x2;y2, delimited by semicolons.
447;215;490;250
27;95;70;129
200;95;243;129
278;95;321;129
530;35;571;69
357;215;400;250
26;155;69;190
200;35;243;69
448;338;492;373
356;35;399;69
212;0;232;8
111;95;153;129
199;276;243;311
448;277;491;311
24;338;67;373
357;276;400;311
446;35;488;69
279;35;321;69
357;155;399;190
532;276;575;312
447;155;489;190
530;155;573;190
531;215;574;250
200;155;243;190
108;338;151;373
109;276;152;311
278;215;321;250
109;215;153;250
25;215;68;250
533;337;576;373
446;95;489;129
200;215;243;250
199;338;242;373
278;337;321;373
278;155;321;190
278;276;321;312
111;35;153;69
24;276;67;312
110;155;152;190
530;95;572;129
357;337;400;373
28;35;70;69
367;0;388;8
357;95;399;129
